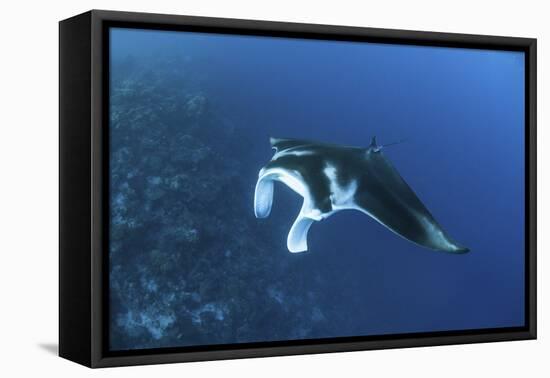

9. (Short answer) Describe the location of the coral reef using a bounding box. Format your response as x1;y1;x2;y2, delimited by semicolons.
109;54;336;350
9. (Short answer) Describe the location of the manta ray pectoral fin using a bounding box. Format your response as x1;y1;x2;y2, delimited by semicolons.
270;137;316;152
356;152;469;253
354;197;468;253
287;213;314;253
254;175;274;218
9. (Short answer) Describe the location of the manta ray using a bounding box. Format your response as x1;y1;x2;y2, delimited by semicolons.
254;137;469;254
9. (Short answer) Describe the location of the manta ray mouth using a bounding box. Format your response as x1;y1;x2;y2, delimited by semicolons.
254;167;317;252
254;167;308;218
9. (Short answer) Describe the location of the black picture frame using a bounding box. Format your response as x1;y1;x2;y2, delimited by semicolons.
59;9;537;368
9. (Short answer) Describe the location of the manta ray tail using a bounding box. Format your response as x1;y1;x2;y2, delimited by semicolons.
370;136;408;151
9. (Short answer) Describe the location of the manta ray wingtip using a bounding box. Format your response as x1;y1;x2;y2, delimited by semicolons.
440;242;470;254
454;246;470;254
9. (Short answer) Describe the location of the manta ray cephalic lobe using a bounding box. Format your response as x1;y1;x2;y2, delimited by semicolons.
254;137;469;254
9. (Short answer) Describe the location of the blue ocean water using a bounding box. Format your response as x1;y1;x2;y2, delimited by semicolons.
108;27;525;351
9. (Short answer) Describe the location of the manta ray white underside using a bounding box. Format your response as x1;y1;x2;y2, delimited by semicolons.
254;137;469;254
255;165;359;252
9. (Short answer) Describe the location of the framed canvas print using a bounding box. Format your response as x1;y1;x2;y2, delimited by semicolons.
59;10;536;368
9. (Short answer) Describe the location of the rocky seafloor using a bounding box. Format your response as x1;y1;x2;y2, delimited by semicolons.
108;54;342;350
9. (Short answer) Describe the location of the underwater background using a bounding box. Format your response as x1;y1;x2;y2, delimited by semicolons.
108;27;525;351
